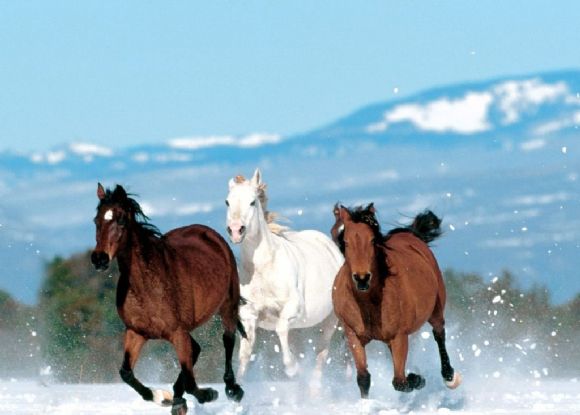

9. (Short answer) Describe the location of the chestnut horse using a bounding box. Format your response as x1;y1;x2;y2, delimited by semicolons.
332;204;461;399
91;184;245;415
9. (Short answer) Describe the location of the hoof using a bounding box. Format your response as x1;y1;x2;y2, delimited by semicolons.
445;371;462;389
407;373;425;391
284;361;300;378
195;387;219;404
171;397;187;415
393;373;425;393
226;383;244;402
152;389;173;406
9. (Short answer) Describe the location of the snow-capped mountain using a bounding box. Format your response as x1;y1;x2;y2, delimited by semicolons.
1;71;578;305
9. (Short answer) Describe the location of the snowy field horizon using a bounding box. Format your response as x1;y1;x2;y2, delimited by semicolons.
1;69;579;305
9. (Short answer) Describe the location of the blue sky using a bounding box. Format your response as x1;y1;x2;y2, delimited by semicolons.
1;1;579;152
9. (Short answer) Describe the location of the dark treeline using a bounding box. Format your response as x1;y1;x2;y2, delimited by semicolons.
0;251;578;382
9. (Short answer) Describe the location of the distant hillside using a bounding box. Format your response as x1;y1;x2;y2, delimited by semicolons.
0;70;578;304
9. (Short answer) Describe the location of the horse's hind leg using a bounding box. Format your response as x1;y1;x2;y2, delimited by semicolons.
119;329;172;406
429;298;461;389
237;311;257;379
171;331;218;408
310;313;338;392
222;331;244;401
220;300;245;402
389;334;425;392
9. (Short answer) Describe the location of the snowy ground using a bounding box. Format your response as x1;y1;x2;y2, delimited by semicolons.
1;376;578;415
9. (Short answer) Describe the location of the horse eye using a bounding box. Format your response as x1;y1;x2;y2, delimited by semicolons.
250;200;256;206
225;200;230;207
117;216;127;226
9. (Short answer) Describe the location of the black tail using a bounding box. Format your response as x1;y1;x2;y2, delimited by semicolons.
237;319;248;339
410;210;442;243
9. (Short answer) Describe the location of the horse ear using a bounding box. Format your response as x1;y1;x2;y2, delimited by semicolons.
333;203;341;220
251;168;262;187
112;185;127;201
97;183;106;200
339;206;352;223
228;178;236;190
367;202;376;214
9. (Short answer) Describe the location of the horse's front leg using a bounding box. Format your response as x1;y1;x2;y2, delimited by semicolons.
171;330;218;412
344;326;370;399
389;333;425;392
276;294;302;377
119;329;172;406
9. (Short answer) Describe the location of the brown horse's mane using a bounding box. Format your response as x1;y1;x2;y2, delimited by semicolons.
97;185;162;240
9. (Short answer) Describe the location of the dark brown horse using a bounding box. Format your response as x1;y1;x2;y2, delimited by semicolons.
331;204;461;398
91;184;245;414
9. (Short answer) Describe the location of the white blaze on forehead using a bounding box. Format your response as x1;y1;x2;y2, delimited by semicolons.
104;209;114;221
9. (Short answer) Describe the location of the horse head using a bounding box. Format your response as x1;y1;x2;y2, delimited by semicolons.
331;202;378;254
91;183;140;271
338;204;382;292
225;169;263;244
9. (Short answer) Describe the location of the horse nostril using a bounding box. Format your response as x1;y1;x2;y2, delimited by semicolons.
240;225;246;234
91;251;109;270
352;272;372;283
227;226;232;235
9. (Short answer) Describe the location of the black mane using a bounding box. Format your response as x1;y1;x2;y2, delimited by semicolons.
346;205;384;243
336;204;385;253
97;185;162;239
337;206;443;254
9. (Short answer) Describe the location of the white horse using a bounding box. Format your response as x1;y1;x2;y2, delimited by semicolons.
225;168;344;384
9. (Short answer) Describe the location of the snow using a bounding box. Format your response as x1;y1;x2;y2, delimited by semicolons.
168;133;282;151
69;143;113;158
0;378;578;415
367;92;493;134
366;78;578;136
520;139;546;152
493;79;570;125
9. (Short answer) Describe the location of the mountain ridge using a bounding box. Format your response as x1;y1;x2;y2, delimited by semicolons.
1;69;578;305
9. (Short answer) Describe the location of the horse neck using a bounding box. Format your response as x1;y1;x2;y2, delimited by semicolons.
116;224;158;283
240;202;276;268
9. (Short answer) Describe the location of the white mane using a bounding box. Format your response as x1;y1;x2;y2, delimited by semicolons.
232;174;288;235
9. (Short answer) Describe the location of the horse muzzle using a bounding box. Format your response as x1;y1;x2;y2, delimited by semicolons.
352;272;372;292
227;224;246;244
91;251;110;271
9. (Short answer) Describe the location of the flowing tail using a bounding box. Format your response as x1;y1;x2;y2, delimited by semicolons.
386;209;443;244
409;210;442;243
237;296;248;339
237;320;248;339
